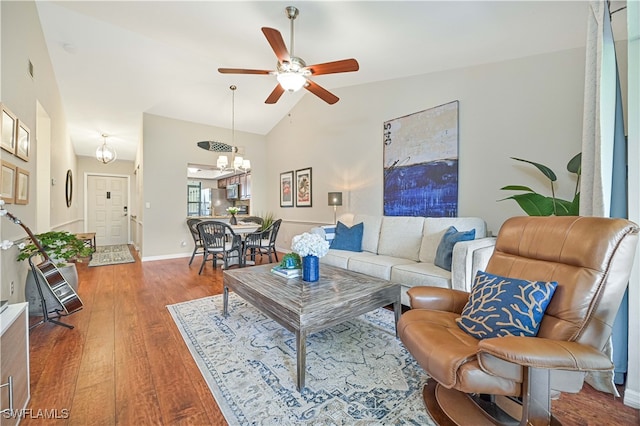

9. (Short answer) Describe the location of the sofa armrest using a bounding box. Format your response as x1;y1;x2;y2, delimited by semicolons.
451;237;497;292
478;336;613;372
407;287;469;313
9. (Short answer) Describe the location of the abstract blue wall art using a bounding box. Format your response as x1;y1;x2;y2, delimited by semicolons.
383;101;459;217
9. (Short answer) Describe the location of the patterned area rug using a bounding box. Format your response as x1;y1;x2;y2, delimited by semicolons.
167;293;433;425
88;244;135;267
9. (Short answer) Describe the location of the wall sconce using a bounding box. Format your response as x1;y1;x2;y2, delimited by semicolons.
328;192;343;224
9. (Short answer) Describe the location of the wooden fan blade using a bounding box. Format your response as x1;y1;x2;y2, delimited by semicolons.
305;80;339;105
262;27;290;63
306;59;359;76
218;68;272;75
265;85;285;104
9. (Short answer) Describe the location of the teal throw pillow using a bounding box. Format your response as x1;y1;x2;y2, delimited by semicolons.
434;226;476;271
456;271;558;339
329;221;363;252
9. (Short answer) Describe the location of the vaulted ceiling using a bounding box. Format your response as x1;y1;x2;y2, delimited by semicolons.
34;1;625;161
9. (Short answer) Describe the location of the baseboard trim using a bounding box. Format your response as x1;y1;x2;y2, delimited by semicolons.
623;387;640;408
141;253;191;262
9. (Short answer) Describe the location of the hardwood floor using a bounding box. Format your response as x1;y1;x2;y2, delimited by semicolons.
22;247;639;425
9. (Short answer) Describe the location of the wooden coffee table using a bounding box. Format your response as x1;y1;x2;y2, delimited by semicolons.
223;263;401;391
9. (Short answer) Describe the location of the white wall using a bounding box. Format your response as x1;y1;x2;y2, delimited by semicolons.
0;0;78;303
140;113;267;260
267;48;585;249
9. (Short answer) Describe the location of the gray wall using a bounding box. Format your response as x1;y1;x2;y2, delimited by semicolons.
140;113;267;260
266;49;585;249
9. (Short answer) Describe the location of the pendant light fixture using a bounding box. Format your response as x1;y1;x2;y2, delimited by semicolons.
217;85;250;173
96;133;117;164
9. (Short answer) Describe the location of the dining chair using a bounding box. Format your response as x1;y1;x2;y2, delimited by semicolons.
243;218;282;264
197;220;243;274
186;218;204;266
242;216;264;225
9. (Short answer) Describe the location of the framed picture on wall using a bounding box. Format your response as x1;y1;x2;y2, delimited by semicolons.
383;100;459;217
295;167;312;207
15;168;29;205
15;120;31;162
1;104;17;154
280;170;294;207
1;160;17;204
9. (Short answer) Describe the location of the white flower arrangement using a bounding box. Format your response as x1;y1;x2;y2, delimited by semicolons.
226;207;239;215
291;232;330;258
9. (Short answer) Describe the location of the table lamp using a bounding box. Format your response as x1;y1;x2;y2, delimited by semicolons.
328;192;343;224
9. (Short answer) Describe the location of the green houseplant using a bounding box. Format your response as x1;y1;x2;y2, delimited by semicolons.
17;231;93;316
17;231;93;266
259;212;275;232
279;252;301;269
500;153;581;216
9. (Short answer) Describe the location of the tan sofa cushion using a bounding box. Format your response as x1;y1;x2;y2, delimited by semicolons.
321;250;375;269
391;262;451;289
352;214;382;253
348;255;415;280
377;216;425;261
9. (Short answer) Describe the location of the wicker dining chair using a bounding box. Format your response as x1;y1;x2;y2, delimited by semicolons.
242;216;264;225
243;218;282;264
186;218;204;266
197;221;243;274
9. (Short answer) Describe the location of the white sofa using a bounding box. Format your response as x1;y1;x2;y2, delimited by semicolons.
312;214;496;306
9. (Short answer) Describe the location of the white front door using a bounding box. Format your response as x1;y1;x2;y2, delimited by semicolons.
87;175;128;246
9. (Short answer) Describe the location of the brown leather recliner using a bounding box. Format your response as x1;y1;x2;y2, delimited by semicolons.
398;216;638;426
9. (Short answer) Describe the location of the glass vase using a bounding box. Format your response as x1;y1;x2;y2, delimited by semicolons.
230;214;237;225
302;255;319;282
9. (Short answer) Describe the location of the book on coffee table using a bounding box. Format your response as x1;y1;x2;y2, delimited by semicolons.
271;266;301;278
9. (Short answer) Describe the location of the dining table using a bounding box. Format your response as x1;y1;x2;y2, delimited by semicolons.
227;222;261;268
229;223;260;235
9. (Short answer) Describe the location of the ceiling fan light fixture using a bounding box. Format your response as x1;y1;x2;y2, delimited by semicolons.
277;72;306;92
96;134;117;164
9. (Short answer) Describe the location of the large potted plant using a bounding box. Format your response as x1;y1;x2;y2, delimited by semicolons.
500;153;581;216
17;231;93;316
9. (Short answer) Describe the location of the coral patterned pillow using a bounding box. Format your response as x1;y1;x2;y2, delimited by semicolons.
456;271;558;339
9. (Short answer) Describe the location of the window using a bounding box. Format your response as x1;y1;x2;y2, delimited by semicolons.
187;181;201;216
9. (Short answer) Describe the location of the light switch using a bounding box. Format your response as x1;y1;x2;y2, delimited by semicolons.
145;202;151;209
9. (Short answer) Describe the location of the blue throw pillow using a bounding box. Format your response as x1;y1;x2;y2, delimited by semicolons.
434;226;476;271
329;221;363;252
456;271;558;339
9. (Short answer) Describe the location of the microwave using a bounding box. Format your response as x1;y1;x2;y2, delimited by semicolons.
226;184;239;200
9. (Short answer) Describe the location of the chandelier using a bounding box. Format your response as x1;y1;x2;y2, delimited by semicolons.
96;133;117;164
217;85;250;173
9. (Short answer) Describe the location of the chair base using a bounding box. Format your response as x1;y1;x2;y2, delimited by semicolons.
423;381;561;426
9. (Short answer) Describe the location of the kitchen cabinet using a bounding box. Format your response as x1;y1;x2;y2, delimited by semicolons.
1;302;30;425
217;173;251;199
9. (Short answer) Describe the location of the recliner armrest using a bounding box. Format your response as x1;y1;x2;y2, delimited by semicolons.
451;237;496;292
478;336;614;372
407;287;469;313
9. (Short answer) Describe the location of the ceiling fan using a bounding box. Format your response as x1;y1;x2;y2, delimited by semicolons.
218;6;359;105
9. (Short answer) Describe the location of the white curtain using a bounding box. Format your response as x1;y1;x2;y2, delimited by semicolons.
580;1;618;217
580;0;622;395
